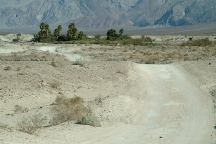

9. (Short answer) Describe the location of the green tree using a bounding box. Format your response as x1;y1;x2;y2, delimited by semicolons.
119;28;124;36
54;25;62;40
68;23;75;29
67;23;78;40
78;31;84;40
38;22;46;38
34;22;86;42
40;22;45;30
107;29;118;40
38;23;51;38
36;23;52;42
44;24;51;37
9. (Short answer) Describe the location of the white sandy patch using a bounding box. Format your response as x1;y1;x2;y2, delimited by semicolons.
38;46;83;62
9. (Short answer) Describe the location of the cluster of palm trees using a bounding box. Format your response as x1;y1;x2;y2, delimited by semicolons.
33;22;127;43
33;22;85;42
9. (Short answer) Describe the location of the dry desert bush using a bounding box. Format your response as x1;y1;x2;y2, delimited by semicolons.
49;81;60;89
14;105;29;114
17;114;45;134
51;58;57;67
0;123;11;130
17;96;100;134
210;88;216;97
3;66;12;71
144;55;159;64
72;60;84;67
181;38;212;46
51;96;101;127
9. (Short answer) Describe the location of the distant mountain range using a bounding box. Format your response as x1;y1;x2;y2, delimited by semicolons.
0;0;216;30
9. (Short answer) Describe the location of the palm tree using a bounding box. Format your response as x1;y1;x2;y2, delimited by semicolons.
38;22;46;38
54;25;63;40
67;23;77;40
57;25;62;32
69;23;75;29
44;24;51;37
119;28;124;36
78;31;84;40
40;22;45;30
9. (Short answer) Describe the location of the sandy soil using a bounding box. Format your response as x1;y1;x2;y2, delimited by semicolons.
0;36;215;144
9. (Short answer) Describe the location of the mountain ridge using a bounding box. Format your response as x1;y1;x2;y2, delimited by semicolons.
0;0;215;30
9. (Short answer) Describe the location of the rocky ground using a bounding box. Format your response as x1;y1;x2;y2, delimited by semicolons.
0;34;215;144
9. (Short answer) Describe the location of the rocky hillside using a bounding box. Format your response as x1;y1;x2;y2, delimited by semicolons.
0;0;216;30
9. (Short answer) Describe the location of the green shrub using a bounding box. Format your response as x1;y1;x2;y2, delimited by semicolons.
95;35;101;40
106;28;127;41
120;38;153;46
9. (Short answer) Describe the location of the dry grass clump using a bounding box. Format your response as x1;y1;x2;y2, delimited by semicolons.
144;55;159;64
116;70;125;74
17;114;45;134
51;58;57;67
0;123;11;130
72;60;84;67
51;96;101;127
3;66;12;71
16;96;100;135
121;37;153;46
210;88;216;97
14;105;29;114
181;38;212;46
16;67;21;71
49;81;60;89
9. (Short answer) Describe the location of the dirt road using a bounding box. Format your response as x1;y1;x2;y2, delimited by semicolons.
71;64;214;144
0;43;215;144
39;64;214;144
132;64;214;144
